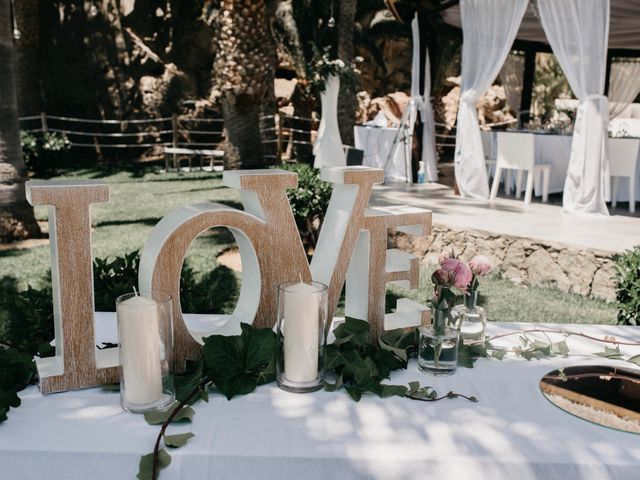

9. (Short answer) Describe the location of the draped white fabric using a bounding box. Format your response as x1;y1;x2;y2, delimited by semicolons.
609;59;640;119
537;0;611;215
410;15;438;181
454;0;528;198
499;52;525;117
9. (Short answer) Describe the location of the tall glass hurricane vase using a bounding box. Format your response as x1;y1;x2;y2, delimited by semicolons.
313;75;345;168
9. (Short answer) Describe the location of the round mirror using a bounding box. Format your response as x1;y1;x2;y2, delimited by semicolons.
540;365;640;434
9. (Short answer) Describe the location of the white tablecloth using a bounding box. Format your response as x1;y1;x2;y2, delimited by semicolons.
1;320;639;480
354;126;409;182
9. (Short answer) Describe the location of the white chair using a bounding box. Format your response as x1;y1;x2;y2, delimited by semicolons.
609;137;640;213
481;130;496;176
490;132;550;205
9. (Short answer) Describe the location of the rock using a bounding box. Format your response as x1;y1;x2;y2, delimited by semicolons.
525;249;571;292
501;242;526;284
591;261;618;302
557;251;598;296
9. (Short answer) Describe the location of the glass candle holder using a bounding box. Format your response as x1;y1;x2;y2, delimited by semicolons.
276;280;328;393
418;307;459;376
116;291;175;413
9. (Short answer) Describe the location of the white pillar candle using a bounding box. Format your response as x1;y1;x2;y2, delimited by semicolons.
118;295;164;405
283;282;320;383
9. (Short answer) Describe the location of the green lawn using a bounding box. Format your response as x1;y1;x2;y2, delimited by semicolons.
0;164;618;324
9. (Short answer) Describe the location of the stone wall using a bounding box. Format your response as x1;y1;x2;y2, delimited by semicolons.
391;223;618;302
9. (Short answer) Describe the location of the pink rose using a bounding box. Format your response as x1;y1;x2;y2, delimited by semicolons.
469;255;493;276
437;249;453;266
439;258;473;293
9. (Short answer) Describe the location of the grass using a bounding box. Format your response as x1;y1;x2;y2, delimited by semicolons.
0;164;618;324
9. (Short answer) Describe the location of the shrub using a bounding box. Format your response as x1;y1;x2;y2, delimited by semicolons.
0;250;241;355
614;246;640;326
20;131;71;175
279;163;332;251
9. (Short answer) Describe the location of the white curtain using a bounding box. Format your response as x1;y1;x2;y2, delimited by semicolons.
537;0;610;215
454;0;528;198
410;14;438;181
609;59;640;119
499;52;525;117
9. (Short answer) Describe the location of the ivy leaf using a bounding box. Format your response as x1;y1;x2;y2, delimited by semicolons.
378;339;408;363
344;384;362;402
594;345;623;359
324;375;343;392
490;350;506;361
0;347;36;424
333;317;370;346
325;344;361;370
203;323;276;400
164;432;195;448
379;384;408;398
627;354;640;366
101;383;120;392
551;340;570;356
380;328;417;351
407;381;420;396
143;405;195;425
137;449;171;480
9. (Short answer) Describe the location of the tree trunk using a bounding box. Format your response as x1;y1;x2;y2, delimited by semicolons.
0;0;41;242
337;0;357;147
214;0;276;169
13;0;40;116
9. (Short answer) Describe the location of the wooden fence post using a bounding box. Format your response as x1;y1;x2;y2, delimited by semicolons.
172;114;179;170
40;112;48;133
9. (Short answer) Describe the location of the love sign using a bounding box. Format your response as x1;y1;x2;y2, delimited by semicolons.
26;166;431;393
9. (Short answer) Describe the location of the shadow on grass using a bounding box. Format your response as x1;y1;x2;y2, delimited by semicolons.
0;249;31;258
94;217;163;228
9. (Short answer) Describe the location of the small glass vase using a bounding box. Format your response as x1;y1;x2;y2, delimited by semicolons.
418;308;459;376
452;290;487;344
116;291;175;413
276;280;328;393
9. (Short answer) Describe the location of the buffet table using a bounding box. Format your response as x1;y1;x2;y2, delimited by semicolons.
1;321;639;480
354;125;410;182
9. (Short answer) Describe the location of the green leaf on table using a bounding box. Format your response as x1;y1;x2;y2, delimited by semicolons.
626;354;640;366
203;323;276;400
144;404;195;425
164;432;195;448
594;345;623;359
101;383;120;392
378;338;408;363
380;328;417;351
551;340;570;356
379;384;408;398
325;344;361;370
333;317;370;346
490;349;506;361
324;375;344;392
344;384;362;402
457;340;489;368
407;381;420;396
137;449;172;480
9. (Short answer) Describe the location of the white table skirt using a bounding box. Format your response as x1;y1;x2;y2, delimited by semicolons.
1;320;639;480
354;126;410;182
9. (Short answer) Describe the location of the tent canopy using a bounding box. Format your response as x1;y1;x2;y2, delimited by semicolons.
440;0;640;53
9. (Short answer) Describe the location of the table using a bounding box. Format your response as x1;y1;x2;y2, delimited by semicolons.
494;131;640;202
354;125;410;182
1;321;639;479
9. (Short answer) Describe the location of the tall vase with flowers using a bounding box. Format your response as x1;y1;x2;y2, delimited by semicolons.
452;255;493;344
418;253;472;376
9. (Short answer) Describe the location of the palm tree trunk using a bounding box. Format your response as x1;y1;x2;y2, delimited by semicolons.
13;0;41;116
214;0;276;169
337;0;357;147
0;0;41;242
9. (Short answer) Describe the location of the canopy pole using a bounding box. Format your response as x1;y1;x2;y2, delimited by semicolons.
519;48;536;125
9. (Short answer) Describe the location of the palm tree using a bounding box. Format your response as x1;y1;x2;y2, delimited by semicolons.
337;0;357;146
212;0;277;169
0;0;41;242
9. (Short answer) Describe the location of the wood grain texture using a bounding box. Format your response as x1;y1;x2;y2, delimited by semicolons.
139;170;311;370
26;180;119;393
